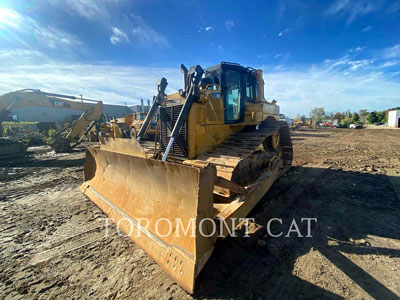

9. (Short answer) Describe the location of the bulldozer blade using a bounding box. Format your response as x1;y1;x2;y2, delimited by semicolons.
98;137;147;158
80;139;216;293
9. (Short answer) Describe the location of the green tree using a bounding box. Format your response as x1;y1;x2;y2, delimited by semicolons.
368;111;378;124
376;111;386;123
359;109;368;122
310;107;325;123
352;112;360;123
334;112;343;122
325;112;334;121
383;111;389;123
347;111;353;120
342;110;352;126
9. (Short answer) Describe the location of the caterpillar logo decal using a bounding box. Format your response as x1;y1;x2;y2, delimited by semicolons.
49;98;71;108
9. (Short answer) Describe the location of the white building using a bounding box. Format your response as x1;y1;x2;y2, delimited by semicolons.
388;110;400;128
129;99;151;113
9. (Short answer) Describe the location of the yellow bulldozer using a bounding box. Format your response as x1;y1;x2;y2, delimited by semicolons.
291;115;313;130
0;89;104;157
80;62;293;293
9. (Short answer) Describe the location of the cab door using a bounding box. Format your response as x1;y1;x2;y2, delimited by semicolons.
222;69;245;124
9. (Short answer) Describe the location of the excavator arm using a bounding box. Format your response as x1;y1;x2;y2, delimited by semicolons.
0;89;103;152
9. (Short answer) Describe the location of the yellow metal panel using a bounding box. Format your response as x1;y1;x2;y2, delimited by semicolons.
204;91;224;125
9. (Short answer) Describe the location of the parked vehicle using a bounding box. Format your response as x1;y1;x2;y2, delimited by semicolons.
323;122;335;128
349;122;363;129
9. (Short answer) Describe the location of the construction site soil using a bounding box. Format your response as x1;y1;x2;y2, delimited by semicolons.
1;127;399;299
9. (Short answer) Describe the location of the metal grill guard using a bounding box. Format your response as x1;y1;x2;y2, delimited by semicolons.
160;104;188;157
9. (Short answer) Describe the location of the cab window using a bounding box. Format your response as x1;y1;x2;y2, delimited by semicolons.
244;73;257;102
223;70;243;123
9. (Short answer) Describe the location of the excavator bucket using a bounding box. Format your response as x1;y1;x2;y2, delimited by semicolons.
80;138;217;293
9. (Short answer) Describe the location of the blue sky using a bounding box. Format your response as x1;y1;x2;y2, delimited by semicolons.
0;0;399;117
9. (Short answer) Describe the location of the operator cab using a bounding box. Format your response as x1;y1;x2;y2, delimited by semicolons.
204;62;258;124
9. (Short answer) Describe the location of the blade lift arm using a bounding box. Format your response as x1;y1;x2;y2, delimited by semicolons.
162;65;204;161
136;77;168;142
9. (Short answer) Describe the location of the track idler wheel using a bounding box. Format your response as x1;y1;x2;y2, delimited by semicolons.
130;127;137;139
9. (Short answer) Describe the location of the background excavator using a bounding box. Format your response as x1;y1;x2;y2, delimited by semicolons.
0;89;103;157
81;62;293;293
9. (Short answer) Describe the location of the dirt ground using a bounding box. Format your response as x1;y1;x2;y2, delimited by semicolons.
1;128;400;300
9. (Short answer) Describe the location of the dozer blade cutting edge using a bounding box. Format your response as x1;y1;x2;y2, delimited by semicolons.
80;132;291;293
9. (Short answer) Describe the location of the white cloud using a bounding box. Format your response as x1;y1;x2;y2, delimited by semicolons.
381;60;400;68
382;44;400;59
58;0;113;20
362;25;373;32
350;46;366;53
110;36;120;45
347;59;374;70
1;48;399;118
0;49;51;65
264;55;400;116
198;26;214;33
324;56;375;73
278;28;290;36
33;26;84;49
110;27;129;45
130;14;169;47
0;49;182;105
274;54;282;59
265;67;400;117
0;6;21;28
224;20;234;31
47;1;168;48
326;0;380;25
0;7;84;53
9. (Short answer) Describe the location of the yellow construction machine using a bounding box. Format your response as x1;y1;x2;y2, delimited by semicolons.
129;111;158;139
101;112;157;140
0;89;103;155
291;115;312;130
80;62;293;293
